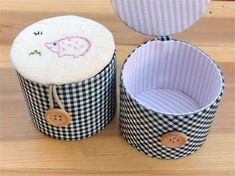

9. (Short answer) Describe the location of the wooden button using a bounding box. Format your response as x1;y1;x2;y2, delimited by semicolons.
161;132;187;148
45;108;71;127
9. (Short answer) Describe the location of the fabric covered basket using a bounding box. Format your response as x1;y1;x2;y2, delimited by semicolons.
11;16;116;140
112;0;224;159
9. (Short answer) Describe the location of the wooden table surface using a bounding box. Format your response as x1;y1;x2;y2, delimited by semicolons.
0;0;235;175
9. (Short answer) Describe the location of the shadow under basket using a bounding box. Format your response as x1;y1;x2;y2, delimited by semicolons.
120;39;224;159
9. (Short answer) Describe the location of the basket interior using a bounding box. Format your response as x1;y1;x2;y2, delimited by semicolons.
122;40;223;114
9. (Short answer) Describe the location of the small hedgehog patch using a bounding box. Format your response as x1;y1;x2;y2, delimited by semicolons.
45;36;92;58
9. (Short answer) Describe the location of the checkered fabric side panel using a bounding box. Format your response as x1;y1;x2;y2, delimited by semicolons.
17;53;116;140
120;84;222;159
119;40;224;159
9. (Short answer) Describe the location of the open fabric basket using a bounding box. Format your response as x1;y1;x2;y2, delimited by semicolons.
112;0;224;159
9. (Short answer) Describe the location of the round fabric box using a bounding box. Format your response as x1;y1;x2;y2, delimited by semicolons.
11;16;116;140
112;0;224;159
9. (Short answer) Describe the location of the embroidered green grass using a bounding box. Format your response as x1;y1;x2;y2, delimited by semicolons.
29;50;41;56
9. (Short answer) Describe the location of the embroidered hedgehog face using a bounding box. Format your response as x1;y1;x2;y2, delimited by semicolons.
45;42;59;54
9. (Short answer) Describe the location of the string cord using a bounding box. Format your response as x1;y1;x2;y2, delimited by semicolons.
48;85;65;110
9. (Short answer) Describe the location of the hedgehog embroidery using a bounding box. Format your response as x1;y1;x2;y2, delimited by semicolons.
45;36;92;58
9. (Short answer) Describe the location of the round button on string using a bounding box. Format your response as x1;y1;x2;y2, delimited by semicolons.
45;84;72;127
45;108;71;127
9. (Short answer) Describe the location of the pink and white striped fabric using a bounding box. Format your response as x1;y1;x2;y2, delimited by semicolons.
112;0;211;36
122;40;223;114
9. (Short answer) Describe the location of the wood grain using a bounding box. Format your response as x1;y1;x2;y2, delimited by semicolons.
0;0;235;176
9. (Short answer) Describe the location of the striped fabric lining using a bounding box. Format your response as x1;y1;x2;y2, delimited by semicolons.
122;40;223;114
136;89;199;114
112;0;210;36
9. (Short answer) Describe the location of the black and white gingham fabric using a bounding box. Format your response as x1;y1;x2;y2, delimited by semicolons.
17;53;116;140
156;36;171;41
120;40;224;159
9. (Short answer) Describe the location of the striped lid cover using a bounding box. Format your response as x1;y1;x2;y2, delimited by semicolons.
112;0;211;36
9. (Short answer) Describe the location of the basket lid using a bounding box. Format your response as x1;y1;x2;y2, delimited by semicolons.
112;0;211;36
11;15;115;85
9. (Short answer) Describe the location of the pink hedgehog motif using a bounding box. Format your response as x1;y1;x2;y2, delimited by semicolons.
45;36;92;58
